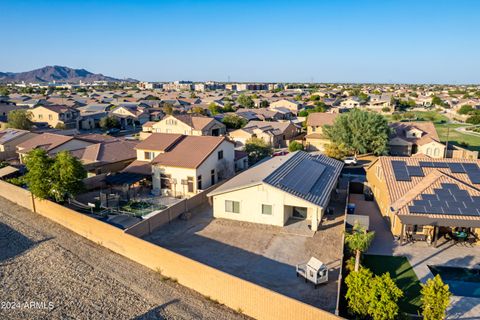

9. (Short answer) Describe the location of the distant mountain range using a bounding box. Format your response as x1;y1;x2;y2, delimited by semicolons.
0;66;136;83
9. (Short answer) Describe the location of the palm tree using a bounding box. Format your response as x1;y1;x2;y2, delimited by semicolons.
345;224;375;272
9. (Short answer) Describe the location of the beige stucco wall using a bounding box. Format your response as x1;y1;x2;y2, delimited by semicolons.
211;184;322;227
418;141;446;159
0;132;37;160
152;140;235;197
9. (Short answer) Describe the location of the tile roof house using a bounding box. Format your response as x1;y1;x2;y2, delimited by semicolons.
16;133;92;162
366;156;480;246
142;114;226;137
29;105;80;129
304;113;338;152
0;128;38;160
208;151;343;231
389;122;445;158
228;120;299;148
125;133;235;197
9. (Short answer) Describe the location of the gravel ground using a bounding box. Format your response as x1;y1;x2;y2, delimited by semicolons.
0;196;248;320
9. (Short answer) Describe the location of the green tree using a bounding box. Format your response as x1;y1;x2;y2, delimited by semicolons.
368;273;403;320
466;114;480;125
260;100;269;108
345;267;373;317
345;224;375;271
324;143;351;159
288;141;304;152
244;137;273;164
99;116;120;130
458;105;474;115
421;275;451;320
223;101;235;112
7;109;33;130
208;102;221;115
49;151;87;202
24;149;54;199
0;87;10;96
190;106;206;115
431;96;444;106
324;109;391;155
163;103;174;115
222;114;247;129
237;94;255;108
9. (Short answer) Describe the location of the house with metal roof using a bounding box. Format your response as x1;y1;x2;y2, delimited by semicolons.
207;151;343;231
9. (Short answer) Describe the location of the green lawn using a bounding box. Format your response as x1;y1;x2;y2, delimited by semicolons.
363;255;422;315
434;123;480;152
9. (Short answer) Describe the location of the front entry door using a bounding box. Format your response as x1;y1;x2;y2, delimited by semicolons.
292;207;307;219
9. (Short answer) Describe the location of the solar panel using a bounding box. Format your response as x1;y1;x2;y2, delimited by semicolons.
463;163;480;184
448;163;466;173
422;194;438;201
432;162;449;168
441;183;460;190
419;161;434;167
279;158;325;195
408;205;427;213
406;166;424;177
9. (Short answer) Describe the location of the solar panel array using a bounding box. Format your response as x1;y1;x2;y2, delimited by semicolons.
408;183;480;216
280;158;326;194
391;160;480;184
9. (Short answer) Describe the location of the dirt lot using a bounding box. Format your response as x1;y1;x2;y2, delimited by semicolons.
146;192;346;313
0;196;247;320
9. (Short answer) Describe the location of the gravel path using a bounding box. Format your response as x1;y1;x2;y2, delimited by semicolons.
0;196;247;320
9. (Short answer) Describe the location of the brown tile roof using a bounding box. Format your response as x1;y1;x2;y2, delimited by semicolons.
389;121;440;146
373;156;480;219
121;160;152;175
135;133;184;151
37;105;75;113
306;113;338;127
17;133;73;153
172;114;216;130
152;135;228;169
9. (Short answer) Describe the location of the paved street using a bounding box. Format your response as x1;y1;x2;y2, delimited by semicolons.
0;196;247;320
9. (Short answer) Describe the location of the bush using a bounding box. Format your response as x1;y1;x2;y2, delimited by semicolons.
288;141;304;152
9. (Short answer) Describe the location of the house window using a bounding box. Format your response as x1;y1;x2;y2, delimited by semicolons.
434;148;439;157
48;114;53;120
197;175;202;190
187;176;194;193
160;174;171;189
311;126;316;132
262;204;272;215
218;150;224;160
144;152;152;160
225;200;240;213
38;114;43;119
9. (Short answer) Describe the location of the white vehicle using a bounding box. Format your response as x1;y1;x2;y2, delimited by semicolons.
344;156;357;165
296;257;328;287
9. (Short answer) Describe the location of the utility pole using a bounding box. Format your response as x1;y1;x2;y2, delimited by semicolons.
444;125;450;158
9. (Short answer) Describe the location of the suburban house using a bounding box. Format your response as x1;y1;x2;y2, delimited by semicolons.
70;138;138;176
129;133;235;197
228;120;299;148
29;105;80;129
366;94;393;112
269;99;303;115
208;151;343;231
0;129;38;160
142;114;226;137
0;103;28;130
389;122;446;158
340;97;361;108
110;104;150;128
304;113;338;152
366;156;480;246
16;133;92;163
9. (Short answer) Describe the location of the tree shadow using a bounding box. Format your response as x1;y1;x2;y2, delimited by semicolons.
133;299;180;320
0;222;52;263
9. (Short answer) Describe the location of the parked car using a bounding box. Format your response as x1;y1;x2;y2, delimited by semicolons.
344;156;357;165
105;128;120;135
272;150;289;157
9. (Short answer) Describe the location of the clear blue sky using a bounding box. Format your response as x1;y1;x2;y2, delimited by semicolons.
1;0;479;84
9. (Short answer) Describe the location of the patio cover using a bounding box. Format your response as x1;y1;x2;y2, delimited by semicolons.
399;214;480;229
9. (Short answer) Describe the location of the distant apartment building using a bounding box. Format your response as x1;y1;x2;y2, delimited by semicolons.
235;83;268;91
137;82;162;90
194;81;226;92
163;81;194;91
